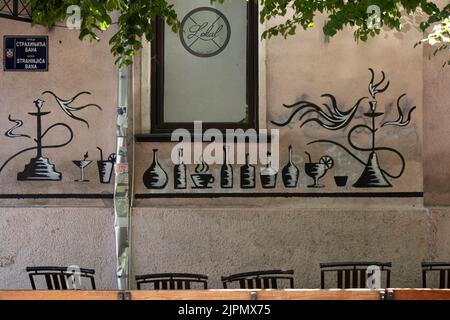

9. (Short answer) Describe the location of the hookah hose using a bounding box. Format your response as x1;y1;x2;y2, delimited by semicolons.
0;123;73;174
309;123;406;180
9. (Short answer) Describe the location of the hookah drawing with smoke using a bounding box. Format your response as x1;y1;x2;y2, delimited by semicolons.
271;68;416;188
0;91;102;181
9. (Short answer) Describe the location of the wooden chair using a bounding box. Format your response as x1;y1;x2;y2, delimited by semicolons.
320;262;391;289
221;270;295;289
135;273;208;290
26;266;96;290
422;262;450;288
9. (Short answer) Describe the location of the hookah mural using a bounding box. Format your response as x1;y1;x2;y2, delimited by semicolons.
271;68;416;188
0;91;102;181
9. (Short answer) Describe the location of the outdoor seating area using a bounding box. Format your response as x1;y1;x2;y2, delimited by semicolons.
22;262;450;291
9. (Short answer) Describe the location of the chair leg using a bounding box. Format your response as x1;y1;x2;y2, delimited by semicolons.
422;270;427;288
29;274;36;290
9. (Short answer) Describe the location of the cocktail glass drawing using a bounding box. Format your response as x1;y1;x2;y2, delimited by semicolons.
304;152;334;188
73;152;92;182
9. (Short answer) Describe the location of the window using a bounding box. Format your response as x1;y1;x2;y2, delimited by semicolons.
148;0;259;139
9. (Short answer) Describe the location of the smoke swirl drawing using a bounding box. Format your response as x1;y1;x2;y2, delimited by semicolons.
42;91;102;128
271;68;417;188
5;115;31;139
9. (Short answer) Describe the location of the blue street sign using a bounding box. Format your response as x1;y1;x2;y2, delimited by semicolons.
3;36;49;72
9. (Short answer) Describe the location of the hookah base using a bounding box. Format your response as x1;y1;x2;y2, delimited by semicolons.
17;157;62;181
353;152;392;188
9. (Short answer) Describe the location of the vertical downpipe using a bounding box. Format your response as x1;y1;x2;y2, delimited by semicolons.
114;66;131;290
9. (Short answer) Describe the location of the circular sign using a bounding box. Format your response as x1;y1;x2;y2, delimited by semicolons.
180;7;231;58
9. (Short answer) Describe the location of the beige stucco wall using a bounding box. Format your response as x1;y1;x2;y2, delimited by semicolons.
0;5;449;290
1;206;449;289
132;207;440;289
133;13;424;209
265;15;423;197
0;20;117;206
423;43;450;205
0;207;116;289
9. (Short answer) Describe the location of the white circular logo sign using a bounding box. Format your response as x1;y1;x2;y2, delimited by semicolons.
180;7;231;58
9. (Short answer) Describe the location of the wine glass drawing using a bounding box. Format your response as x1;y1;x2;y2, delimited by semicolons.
73;152;92;182
304;152;334;188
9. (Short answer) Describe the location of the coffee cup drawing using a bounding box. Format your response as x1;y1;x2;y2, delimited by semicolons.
191;156;215;189
191;174;215;189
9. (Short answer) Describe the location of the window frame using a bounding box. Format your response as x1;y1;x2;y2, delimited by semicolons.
149;0;259;139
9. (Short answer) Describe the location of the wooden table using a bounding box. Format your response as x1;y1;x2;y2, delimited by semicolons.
1;289;449;300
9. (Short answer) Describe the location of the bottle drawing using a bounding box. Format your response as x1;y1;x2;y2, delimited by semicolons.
174;148;187;189
240;153;256;189
220;145;233;188
282;145;299;188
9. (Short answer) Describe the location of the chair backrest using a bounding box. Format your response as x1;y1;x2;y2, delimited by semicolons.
422;262;450;288
221;270;295;289
135;273;208;290
26;266;96;290
320;262;392;289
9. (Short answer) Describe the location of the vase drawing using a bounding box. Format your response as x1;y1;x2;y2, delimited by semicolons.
143;149;168;189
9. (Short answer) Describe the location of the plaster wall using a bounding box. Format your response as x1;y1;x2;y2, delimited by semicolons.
423;40;450;206
0;4;449;291
0;19;117;206
0;207;116;289
2;206;450;289
134;14;424;206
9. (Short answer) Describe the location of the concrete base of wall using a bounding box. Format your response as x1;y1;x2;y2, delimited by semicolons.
0;207;116;290
1;206;450;289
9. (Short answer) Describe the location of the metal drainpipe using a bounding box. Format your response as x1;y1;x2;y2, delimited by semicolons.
114;66;132;290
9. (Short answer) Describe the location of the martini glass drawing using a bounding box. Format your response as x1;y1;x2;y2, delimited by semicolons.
73;152;92;182
304;152;334;188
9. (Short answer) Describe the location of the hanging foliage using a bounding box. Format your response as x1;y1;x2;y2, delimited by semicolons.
28;0;449;67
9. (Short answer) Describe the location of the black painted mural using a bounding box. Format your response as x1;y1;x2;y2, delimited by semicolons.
143;149;168;189
139;69;419;196
0;91;115;184
271;68;416;188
